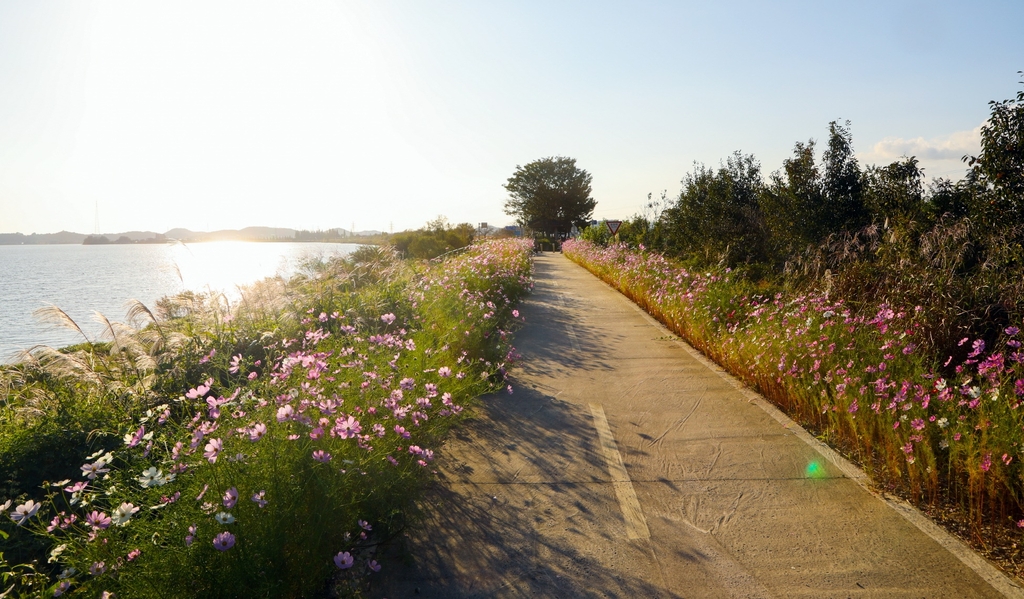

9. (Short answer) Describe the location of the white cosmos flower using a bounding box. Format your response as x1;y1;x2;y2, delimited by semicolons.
81;461;110;480
214;512;235;525
111;502;139;526
10;500;40;525
48;544;67;563
138;467;163;488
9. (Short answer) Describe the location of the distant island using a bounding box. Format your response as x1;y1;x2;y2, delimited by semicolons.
0;226;385;245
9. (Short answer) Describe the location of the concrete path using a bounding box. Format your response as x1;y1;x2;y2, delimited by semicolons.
372;253;1017;598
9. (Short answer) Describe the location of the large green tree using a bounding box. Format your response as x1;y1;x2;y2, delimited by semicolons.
662;152;768;266
503;156;597;238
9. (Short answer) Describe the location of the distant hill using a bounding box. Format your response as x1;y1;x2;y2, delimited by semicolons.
0;226;383;244
0;231;87;245
164;227;298;241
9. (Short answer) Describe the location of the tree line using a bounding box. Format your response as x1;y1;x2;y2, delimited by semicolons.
586;74;1024;361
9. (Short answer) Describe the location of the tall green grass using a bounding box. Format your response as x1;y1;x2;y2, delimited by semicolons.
0;239;533;598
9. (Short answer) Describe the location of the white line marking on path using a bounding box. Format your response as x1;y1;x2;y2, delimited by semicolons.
589;403;650;540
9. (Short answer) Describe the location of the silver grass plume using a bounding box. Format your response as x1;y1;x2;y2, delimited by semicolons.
33;305;90;343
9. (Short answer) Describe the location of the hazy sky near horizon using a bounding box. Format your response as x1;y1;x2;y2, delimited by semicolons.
0;1;1021;235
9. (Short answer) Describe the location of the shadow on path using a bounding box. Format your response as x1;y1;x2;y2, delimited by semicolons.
370;383;681;598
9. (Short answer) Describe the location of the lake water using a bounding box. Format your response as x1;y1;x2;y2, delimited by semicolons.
0;242;362;362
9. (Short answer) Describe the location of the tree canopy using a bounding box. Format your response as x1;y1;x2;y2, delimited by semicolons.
503;156;596;238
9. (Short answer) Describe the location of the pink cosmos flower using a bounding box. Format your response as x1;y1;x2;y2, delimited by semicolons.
204;439;223;463
54;581;70;596
213;531;235;551
276;405;295;422
185;524;197;546
127;549;141;562
368;559;381;572
126;425;146;448
438;367;452;378
394;425;410;439
64;481;88;493
334;551;354;569
186;379;212;399
335;416;362;439
223;487;238;508
251;491;268;508
90;561;106;575
249;423;267;441
86;511;111;530
381;313;396;325
312;450;332;463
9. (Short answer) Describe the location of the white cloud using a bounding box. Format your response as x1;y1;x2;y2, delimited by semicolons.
868;124;982;162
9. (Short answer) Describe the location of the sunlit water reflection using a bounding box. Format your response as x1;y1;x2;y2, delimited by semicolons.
0;242;361;361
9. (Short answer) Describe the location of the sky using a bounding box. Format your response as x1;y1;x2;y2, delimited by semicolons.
0;1;1021;235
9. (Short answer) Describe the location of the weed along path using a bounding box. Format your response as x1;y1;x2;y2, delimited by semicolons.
374;253;1018;598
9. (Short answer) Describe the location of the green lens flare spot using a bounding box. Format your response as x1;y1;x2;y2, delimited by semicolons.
805;460;826;479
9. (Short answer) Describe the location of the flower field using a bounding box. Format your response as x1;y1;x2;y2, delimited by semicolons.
564;239;1024;532
0;239;533;598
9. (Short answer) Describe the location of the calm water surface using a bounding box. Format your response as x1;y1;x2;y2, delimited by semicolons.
0;242;360;361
